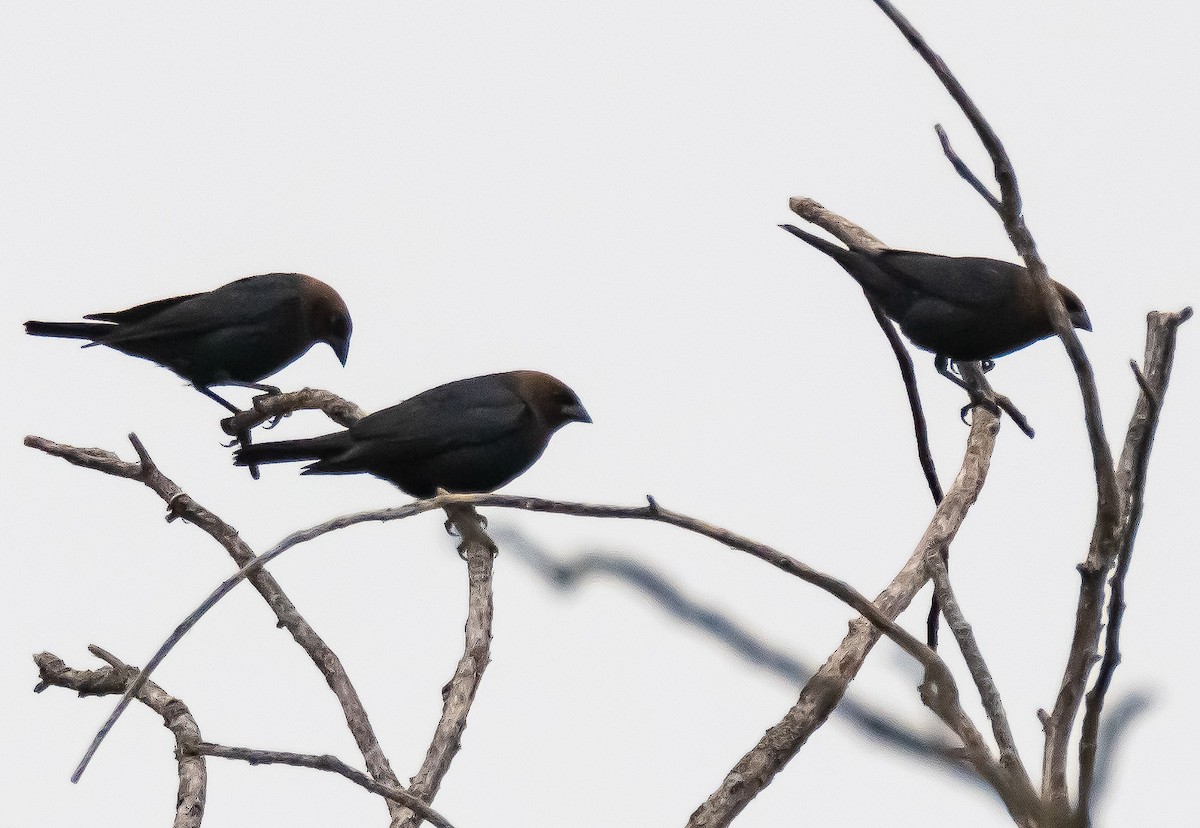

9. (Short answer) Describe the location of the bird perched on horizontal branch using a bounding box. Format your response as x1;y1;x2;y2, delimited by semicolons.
779;224;1091;381
25;272;352;414
233;370;591;497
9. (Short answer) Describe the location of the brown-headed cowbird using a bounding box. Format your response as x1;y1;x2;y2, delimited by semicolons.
25;272;352;413
780;224;1091;376
233;370;590;497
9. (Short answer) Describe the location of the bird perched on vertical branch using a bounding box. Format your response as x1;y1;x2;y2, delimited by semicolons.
233;370;591;497
25;272;352;414
779;224;1091;380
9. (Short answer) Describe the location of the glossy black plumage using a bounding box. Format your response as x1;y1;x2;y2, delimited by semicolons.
25;272;352;411
234;371;591;497
780;224;1091;362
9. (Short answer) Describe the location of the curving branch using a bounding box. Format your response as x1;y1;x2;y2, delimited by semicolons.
34;647;206;828
189;743;456;828
24;431;410;826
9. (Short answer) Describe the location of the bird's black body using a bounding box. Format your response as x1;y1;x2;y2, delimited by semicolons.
780;224;1091;362
25;273;352;411
234;371;590;497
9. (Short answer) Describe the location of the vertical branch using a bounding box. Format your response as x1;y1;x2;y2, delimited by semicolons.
395;503;497;827
1073;308;1191;823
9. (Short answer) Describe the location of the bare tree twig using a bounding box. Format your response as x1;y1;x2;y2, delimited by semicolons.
189;743;456;828
395;502;497;827
24;433;409;826
220;387;367;437
1074;307;1191;823
34;647;206;828
935;123;1001;211
687;403;1023;827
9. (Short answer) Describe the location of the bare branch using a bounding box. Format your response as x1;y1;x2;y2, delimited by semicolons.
925;538;1028;786
1074;308;1191;822
25;434;409;826
395;502;497;827
34;648;206;828
220;387;367;437
934;123;1001;211
190;743;455;828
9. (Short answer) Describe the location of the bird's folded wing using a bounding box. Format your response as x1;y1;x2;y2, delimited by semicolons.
875;251;1024;309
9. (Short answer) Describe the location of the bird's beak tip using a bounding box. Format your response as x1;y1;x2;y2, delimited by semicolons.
564;403;592;424
331;338;350;366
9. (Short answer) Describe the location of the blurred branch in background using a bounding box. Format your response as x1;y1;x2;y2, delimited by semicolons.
493;525;1154;815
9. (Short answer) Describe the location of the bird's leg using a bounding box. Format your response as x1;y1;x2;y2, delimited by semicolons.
214;380;288;428
196;384;243;415
199;385;264;479
935;355;971;390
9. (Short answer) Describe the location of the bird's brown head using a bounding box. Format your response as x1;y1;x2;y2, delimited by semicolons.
300;275;353;365
1055;282;1092;333
510;370;592;430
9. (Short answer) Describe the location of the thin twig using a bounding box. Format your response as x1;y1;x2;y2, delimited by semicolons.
190;743;455;828
935;124;1001;211
395;502;497;827
25;432;409;826
34;648;206;828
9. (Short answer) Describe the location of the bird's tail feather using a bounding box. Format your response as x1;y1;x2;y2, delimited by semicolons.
234;433;347;468
24;320;112;341
778;224;859;263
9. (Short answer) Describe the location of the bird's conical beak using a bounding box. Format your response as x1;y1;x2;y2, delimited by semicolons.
331;336;351;366
562;402;592;424
1072;309;1093;333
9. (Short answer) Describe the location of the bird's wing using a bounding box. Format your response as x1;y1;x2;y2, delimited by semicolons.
348;382;530;458
97;278;300;345
874;251;1025;309
84;292;205;324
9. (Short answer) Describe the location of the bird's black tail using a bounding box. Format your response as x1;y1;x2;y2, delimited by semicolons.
234;433;349;469
778;224;861;265
24;320;113;341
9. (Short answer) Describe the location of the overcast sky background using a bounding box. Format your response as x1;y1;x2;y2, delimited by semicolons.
3;2;1196;826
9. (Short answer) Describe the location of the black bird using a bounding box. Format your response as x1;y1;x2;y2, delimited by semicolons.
780;224;1091;378
25;272;352;413
234;371;591;497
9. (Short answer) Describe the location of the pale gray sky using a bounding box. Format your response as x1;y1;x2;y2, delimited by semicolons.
4;2;1196;826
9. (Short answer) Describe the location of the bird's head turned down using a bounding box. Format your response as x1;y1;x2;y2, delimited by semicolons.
300;275;353;365
512;370;592;429
1056;282;1092;333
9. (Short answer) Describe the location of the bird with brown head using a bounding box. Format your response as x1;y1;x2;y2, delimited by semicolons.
234;370;591;498
25;272;352;413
